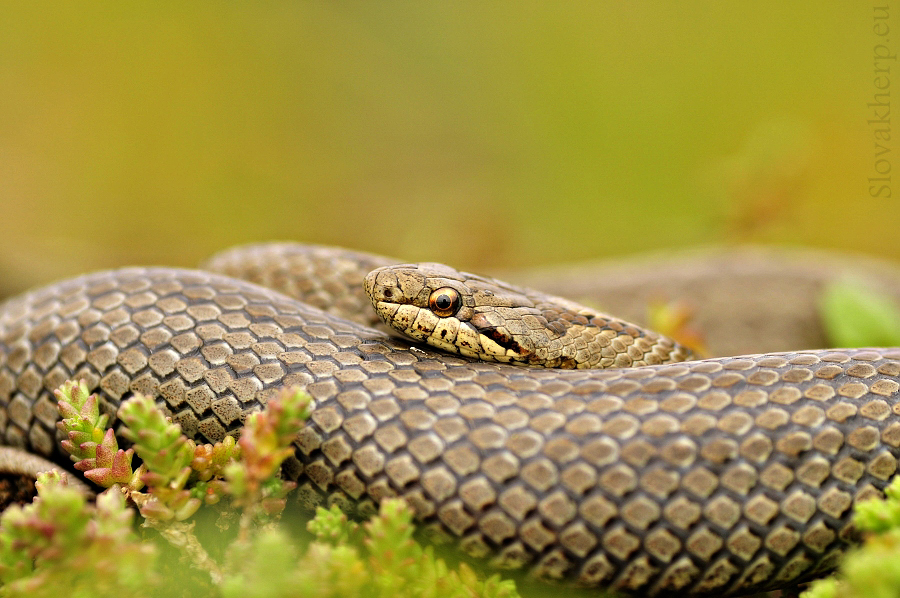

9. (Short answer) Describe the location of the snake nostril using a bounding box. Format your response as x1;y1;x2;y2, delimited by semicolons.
384;288;393;299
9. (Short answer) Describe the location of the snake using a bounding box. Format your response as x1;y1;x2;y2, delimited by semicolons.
1;242;899;596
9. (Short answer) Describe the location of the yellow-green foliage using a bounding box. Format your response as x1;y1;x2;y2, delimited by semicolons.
819;282;900;348
0;473;156;598
223;501;518;598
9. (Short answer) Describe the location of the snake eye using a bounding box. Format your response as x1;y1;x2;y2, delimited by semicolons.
428;287;461;317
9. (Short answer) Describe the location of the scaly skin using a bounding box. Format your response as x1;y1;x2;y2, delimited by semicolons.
0;245;898;596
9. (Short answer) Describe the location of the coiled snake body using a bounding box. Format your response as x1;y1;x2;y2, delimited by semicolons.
1;243;899;596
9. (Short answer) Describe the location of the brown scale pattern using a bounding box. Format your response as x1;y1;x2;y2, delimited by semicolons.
204;242;394;329
1;266;900;596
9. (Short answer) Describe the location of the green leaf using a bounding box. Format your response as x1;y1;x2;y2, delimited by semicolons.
819;281;900;347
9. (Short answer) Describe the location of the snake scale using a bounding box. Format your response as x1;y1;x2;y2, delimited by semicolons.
1;242;900;596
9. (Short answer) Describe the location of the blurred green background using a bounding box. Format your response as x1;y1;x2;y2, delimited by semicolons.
0;2;896;295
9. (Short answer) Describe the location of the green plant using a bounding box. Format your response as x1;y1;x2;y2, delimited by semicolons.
819;281;900;348
0;471;155;598
222;501;519;598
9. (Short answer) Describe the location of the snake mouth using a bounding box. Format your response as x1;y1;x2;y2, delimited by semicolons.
475;326;526;357
372;300;432;341
373;300;405;325
372;299;527;363
467;312;530;358
373;300;399;315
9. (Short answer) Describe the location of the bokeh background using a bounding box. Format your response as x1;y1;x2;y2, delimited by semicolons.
0;3;897;296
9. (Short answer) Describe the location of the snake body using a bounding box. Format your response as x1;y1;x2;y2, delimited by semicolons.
1;244;899;596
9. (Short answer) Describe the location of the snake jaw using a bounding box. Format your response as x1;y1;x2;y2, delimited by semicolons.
469;313;531;360
371;296;526;364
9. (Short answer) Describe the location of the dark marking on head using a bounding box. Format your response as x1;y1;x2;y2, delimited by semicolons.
482;328;525;356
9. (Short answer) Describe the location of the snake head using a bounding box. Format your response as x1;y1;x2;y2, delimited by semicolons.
364;262;544;364
365;263;691;369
